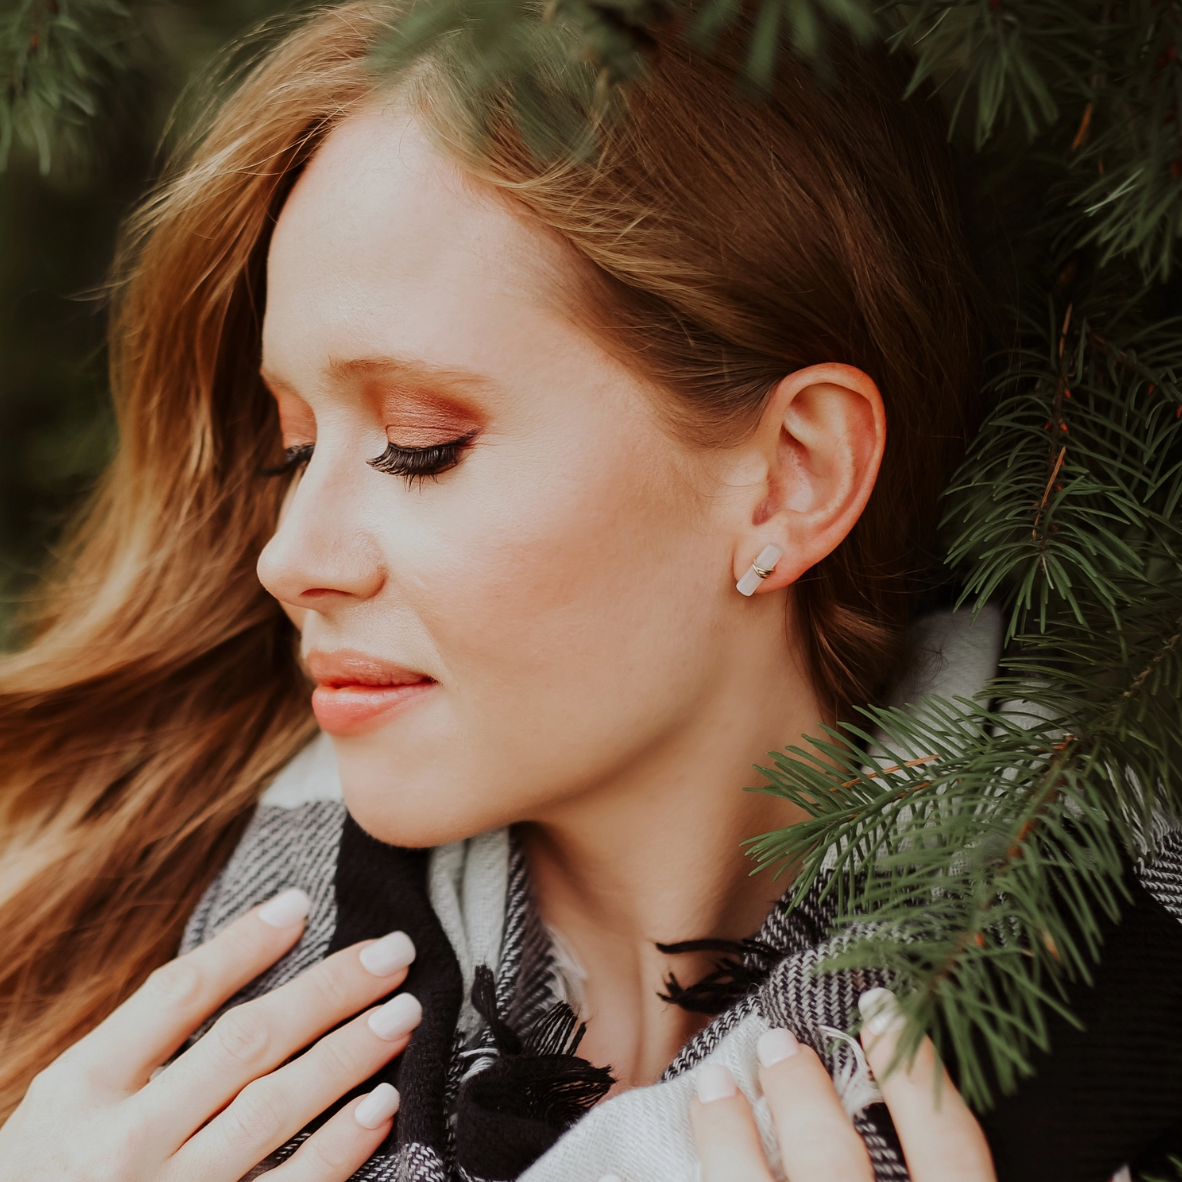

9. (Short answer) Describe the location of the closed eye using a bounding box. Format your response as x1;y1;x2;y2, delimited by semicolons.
367;431;478;486
261;443;314;477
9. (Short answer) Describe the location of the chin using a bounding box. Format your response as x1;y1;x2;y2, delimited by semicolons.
336;757;503;849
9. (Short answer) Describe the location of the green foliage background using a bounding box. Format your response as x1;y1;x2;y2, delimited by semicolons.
0;0;294;645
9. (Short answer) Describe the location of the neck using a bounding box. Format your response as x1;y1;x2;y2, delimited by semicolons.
521;615;823;1090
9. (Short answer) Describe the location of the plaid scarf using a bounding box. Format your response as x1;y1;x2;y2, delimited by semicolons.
182;791;1182;1182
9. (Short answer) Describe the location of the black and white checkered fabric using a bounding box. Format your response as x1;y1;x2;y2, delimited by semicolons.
182;791;1182;1182
182;799;923;1180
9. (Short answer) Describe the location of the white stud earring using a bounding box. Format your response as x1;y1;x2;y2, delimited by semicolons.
736;544;783;596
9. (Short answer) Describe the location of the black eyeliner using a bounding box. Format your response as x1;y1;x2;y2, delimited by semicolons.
367;430;478;485
260;442;314;477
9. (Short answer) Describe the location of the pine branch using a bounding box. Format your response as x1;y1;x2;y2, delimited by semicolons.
745;700;1129;1108
1067;2;1182;282
0;0;146;173
883;0;1091;149
746;295;1182;1108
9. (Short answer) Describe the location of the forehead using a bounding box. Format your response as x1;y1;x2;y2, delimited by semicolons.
261;102;574;378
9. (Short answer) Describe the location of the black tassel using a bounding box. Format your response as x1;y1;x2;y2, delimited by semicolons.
520;995;590;1059
456;966;615;1178
656;937;780;1015
471;964;524;1055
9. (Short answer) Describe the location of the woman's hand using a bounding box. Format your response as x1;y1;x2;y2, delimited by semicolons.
690;989;995;1182
0;889;421;1182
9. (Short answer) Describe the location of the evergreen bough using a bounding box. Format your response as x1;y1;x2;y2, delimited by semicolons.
1;0;144;173
5;0;1182;1122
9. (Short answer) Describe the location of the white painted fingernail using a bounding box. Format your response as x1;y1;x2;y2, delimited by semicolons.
359;932;416;977
368;993;422;1041
757;1027;799;1067
355;1082;400;1128
696;1063;737;1103
257;888;311;928
859;988;905;1036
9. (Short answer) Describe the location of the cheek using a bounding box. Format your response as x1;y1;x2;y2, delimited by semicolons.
403;428;721;734
336;427;726;844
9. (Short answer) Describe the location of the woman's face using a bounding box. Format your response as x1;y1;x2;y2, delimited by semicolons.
257;104;758;846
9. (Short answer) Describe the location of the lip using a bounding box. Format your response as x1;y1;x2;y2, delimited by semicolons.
307;650;435;736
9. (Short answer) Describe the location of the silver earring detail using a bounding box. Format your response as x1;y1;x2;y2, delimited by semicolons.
736;544;783;596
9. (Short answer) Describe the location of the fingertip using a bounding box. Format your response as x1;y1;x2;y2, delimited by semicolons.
257;887;312;929
757;1027;800;1068
359;931;416;977
367;992;422;1041
695;1062;738;1104
689;1064;777;1182
858;987;905;1038
355;1082;400;1129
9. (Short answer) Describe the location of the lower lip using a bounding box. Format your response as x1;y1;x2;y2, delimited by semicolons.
311;681;434;736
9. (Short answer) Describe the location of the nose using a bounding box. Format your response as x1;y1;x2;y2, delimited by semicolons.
257;462;385;610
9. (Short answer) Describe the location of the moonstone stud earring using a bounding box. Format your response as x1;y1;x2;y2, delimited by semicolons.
736;544;783;596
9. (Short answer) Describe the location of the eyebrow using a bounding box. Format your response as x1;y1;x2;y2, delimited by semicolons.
259;356;502;399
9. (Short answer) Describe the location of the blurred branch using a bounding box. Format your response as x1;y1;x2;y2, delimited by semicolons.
1;0;144;173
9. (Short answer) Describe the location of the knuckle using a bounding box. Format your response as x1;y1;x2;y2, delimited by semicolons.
302;1127;358;1172
26;1060;91;1109
65;1127;144;1182
317;1029;367;1080
911;1038;939;1078
22;1065;60;1106
222;1080;286;1150
24;1063;58;1096
75;1158;134;1182
310;956;360;1012
144;957;205;1008
115;1107;154;1165
210;1007;272;1069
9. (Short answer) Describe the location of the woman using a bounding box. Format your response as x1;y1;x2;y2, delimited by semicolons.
0;3;1157;1179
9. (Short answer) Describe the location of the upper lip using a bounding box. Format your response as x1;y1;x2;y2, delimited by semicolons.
306;650;431;689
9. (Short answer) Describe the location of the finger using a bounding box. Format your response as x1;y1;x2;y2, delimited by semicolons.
60;888;312;1095
265;1085;401;1182
172;997;420;1181
858;989;994;1182
689;1064;776;1182
756;1028;874;1182
139;930;415;1149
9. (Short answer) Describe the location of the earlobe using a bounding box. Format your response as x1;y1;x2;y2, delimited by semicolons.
731;364;885;596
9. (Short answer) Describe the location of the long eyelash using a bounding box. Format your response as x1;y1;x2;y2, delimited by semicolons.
367;431;478;486
260;443;315;478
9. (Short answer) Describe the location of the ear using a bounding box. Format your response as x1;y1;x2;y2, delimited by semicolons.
729;364;885;593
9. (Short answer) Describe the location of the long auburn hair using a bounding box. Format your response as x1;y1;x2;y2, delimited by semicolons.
0;1;983;1116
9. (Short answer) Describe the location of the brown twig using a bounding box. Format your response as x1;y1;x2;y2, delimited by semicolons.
1033;308;1078;559
1124;616;1182;698
841;752;939;789
1032;446;1067;540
